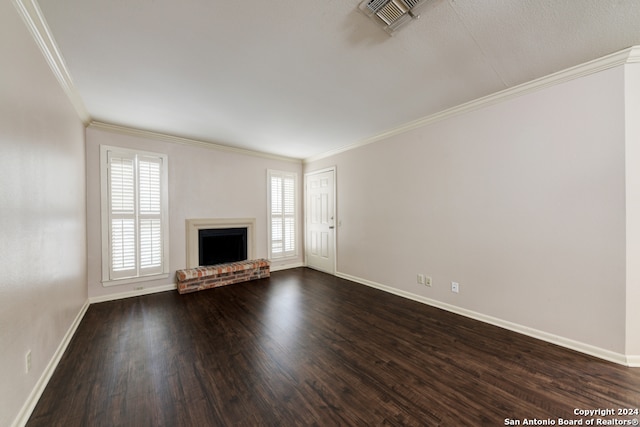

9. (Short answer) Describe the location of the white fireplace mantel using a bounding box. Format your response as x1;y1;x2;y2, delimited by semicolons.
185;218;256;268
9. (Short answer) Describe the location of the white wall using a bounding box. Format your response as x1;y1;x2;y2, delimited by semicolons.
0;2;88;426
86;127;304;299
306;65;629;357
625;61;640;359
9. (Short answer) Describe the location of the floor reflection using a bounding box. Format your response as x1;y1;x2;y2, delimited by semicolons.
261;279;303;350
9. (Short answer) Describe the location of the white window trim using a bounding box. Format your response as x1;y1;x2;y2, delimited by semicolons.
100;145;170;286
267;169;298;260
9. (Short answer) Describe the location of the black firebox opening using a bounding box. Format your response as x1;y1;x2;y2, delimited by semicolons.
198;228;248;266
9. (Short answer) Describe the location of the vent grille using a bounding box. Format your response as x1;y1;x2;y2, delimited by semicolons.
366;0;388;12
376;1;408;25
360;0;427;34
402;0;422;8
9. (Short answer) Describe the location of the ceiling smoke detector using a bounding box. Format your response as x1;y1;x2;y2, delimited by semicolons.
359;0;427;35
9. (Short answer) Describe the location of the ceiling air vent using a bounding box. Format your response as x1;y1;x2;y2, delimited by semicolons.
360;0;427;35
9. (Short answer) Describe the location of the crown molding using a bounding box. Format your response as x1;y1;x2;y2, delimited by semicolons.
305;45;640;164
627;45;640;64
11;0;639;164
89;121;303;163
12;0;91;125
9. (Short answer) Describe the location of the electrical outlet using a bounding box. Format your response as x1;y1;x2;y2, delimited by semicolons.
134;286;144;291
417;274;425;285
451;282;459;293
26;350;31;373
425;276;432;287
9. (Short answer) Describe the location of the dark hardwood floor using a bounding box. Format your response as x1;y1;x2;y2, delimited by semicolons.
28;268;640;426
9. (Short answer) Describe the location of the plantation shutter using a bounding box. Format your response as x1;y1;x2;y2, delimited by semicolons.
106;150;165;280
269;171;296;259
138;156;163;275
108;152;137;279
283;174;295;254
271;175;283;255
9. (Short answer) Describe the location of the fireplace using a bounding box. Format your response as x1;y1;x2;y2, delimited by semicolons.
198;227;247;266
186;218;256;268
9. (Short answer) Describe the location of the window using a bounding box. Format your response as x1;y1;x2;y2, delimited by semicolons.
268;170;297;259
100;146;169;285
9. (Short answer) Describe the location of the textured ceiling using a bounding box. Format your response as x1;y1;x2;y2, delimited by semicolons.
36;0;640;159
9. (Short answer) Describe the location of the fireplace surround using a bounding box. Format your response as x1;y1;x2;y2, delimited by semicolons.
186;218;255;269
180;218;267;294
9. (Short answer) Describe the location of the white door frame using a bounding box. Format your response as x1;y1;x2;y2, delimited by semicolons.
304;166;337;275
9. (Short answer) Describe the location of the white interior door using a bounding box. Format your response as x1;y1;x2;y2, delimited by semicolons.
305;168;335;274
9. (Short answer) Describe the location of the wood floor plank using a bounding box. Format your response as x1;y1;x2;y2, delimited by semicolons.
27;268;640;426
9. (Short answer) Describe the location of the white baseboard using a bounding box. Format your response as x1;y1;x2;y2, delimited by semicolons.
270;262;305;272
335;271;634;368
12;271;637;427
89;268;309;304
11;299;90;427
627;355;640;368
89;283;177;304
89;265;305;304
